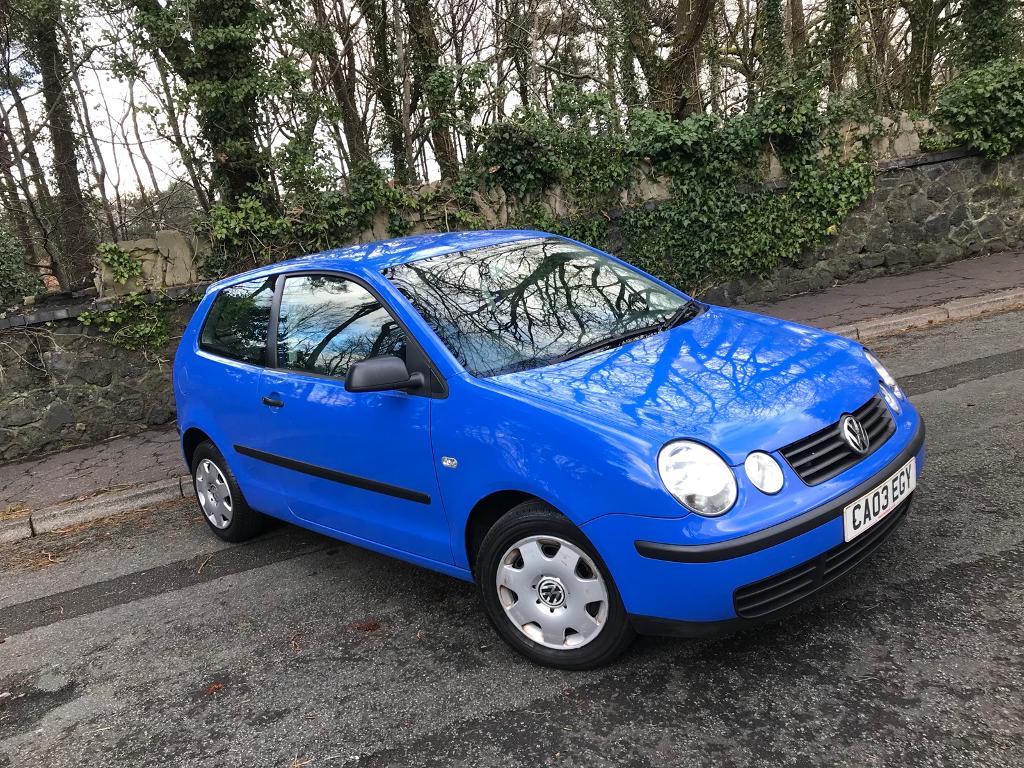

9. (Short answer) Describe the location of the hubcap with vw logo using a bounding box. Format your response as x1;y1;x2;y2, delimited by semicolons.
495;535;609;649
841;414;871;454
536;577;567;607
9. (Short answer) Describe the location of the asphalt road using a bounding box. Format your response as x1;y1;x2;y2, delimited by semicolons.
2;311;1023;767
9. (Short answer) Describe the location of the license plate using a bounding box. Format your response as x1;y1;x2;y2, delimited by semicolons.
843;458;916;542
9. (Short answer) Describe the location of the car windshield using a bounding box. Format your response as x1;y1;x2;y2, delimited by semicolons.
383;238;689;377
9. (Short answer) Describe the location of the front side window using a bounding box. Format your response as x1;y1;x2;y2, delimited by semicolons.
383;239;687;377
276;275;407;378
200;276;276;364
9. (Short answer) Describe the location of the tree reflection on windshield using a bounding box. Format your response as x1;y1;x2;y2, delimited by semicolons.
383;239;687;376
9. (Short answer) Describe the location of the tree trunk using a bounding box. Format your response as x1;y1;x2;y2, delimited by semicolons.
619;0;713;117
901;1;943;111
504;0;533;108
129;79;163;197
0;129;39;266
788;0;806;61
492;0;508;119
669;0;715;118
403;0;459;180
69;65;119;240
153;56;212;212
758;0;788;89
356;0;412;183
132;0;274;207
822;0;852;96
193;0;272;204
310;0;371;165
0;104;60;273
617;0;671;111
6;80;59;257
28;5;96;288
392;0;418;181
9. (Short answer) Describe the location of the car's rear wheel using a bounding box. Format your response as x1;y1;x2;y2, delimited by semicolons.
191;441;268;542
476;500;635;669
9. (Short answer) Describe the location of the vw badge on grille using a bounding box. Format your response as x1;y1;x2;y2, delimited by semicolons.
840;415;870;454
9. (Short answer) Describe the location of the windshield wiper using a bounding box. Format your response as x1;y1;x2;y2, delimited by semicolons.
545;323;665;366
658;299;704;333
521;300;706;371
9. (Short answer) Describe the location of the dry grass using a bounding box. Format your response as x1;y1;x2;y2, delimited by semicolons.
0;505;29;522
18;548;77;570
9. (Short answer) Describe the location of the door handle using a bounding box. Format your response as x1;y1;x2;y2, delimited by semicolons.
262;395;284;408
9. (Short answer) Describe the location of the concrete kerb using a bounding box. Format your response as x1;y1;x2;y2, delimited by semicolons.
828;286;1024;341
2;475;194;543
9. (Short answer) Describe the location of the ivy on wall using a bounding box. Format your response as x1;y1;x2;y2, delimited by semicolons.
474;74;875;292
0;226;41;305
78;293;175;351
196;74;878;298
613;78;875;289
97;243;143;285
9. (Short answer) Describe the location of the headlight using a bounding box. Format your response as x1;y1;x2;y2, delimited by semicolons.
880;385;902;414
744;451;784;494
658;441;737;517
864;349;904;399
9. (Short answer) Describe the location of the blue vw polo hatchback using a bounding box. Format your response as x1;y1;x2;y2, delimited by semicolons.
174;230;924;668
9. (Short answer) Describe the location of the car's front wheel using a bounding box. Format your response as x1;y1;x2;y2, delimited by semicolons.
191;441;269;543
476;501;635;669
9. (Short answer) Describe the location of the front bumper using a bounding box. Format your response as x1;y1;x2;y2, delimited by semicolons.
583;416;925;633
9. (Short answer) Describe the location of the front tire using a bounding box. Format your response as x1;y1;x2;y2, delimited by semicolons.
476;501;635;669
191;441;268;543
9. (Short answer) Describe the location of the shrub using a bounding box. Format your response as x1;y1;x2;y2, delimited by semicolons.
934;58;1024;158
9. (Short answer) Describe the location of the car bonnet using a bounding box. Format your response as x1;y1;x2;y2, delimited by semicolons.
488;306;879;466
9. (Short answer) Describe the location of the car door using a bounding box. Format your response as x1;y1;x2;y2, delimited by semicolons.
243;272;452;565
190;274;283;514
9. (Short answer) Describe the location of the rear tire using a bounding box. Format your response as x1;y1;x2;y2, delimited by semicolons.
476;500;635;669
190;441;268;543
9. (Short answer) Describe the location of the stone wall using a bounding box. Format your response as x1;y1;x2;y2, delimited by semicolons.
0;304;192;463
1;148;1022;463
95;231;207;299
704;150;1024;305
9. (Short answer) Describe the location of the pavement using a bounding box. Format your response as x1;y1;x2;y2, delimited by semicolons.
744;249;1024;328
1;250;1022;541
1;309;1023;766
0;429;183;514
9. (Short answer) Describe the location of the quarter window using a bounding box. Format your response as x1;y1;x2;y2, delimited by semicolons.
276;275;407;378
200;276;275;364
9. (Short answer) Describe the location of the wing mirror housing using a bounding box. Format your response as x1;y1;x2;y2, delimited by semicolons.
345;356;425;393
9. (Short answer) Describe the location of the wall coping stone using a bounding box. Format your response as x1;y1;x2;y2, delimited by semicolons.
0;282;209;331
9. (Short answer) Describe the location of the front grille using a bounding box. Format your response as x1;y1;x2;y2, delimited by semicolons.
780;396;895;485
733;495;912;619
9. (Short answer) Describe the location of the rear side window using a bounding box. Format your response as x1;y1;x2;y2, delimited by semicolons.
276;274;407;378
199;277;275;364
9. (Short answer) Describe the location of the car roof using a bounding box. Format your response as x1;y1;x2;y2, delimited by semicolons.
207;229;553;292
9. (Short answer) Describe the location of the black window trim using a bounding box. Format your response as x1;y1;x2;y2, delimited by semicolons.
267;268;448;399
197;274;279;369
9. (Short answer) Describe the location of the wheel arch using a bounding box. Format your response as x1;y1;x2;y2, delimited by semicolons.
464;490;552;574
181;426;214;470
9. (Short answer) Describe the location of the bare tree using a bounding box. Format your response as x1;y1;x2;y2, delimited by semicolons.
21;0;96;287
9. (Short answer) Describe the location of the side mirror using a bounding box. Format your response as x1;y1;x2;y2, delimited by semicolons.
345;356;425;393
